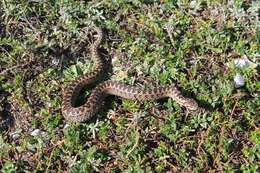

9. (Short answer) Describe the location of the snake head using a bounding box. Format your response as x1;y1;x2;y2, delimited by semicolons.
184;98;207;113
183;98;200;111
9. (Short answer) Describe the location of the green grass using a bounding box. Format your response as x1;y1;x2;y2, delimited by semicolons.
0;0;259;172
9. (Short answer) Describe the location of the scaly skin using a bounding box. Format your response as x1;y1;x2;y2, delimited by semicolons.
62;26;204;123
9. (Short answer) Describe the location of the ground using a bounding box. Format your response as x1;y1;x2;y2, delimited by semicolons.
0;0;259;172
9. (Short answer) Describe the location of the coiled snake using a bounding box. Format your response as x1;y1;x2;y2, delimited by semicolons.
62;26;205;123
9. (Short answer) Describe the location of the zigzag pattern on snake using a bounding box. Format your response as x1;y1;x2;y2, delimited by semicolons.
62;26;205;123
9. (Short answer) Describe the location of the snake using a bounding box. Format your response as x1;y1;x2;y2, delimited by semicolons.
62;26;205;123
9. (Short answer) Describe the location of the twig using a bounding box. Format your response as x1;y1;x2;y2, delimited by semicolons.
0;62;30;76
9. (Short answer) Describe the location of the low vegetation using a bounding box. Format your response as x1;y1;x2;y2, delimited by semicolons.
0;0;259;172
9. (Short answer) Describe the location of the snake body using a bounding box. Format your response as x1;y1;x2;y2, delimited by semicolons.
62;27;202;123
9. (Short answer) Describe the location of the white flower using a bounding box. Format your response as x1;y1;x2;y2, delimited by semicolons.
234;58;250;68
234;74;245;87
51;58;60;66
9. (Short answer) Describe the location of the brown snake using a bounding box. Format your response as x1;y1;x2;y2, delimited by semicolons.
62;27;205;123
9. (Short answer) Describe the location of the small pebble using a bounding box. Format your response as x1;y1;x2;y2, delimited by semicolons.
10;132;20;140
64;124;70;129
30;129;41;136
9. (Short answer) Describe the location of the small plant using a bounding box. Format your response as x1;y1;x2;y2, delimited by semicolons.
0;0;258;172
